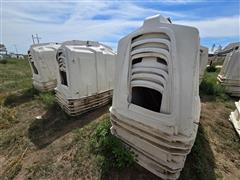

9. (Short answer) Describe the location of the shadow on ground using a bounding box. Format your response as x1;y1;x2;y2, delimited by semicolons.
28;104;110;149
4;87;39;107
200;93;238;103
105;164;159;180
179;124;216;180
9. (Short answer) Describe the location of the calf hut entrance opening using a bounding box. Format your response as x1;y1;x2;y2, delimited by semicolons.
31;62;39;74
60;71;68;86
131;87;162;112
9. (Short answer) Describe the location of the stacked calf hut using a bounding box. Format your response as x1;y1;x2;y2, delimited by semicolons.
217;44;240;97
28;43;61;91
110;14;201;180
230;100;240;137
199;46;208;83
55;40;116;116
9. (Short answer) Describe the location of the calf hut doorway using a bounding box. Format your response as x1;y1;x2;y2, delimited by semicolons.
131;87;162;112
60;71;68;86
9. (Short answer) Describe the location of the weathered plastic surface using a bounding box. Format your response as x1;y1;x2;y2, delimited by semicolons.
199;46;209;82
56;90;112;116
28;43;61;91
223;42;240;51
218;49;240;96
55;40;116;115
229;100;240;137
110;14;201;179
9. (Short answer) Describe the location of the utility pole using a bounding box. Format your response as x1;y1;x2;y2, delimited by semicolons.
14;44;18;55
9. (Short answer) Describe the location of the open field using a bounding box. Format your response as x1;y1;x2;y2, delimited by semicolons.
0;58;239;180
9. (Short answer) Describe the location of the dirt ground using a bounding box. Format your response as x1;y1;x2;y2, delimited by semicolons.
1;96;239;180
0;59;239;180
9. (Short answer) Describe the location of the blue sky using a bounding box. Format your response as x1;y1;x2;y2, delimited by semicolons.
1;0;239;54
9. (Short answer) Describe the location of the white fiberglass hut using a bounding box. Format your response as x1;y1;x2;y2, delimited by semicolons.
55;40;116;116
110;14;201;180
230;100;240;137
28;43;61;91
218;49;240;96
199;46;208;82
219;42;240;54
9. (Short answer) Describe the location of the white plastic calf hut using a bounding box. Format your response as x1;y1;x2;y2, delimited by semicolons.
110;14;201;180
230;100;240;137
199;46;208;82
217;49;240;96
55;40;116;116
28;43;61;91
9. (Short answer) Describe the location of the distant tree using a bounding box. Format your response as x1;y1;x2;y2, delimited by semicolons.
0;44;7;55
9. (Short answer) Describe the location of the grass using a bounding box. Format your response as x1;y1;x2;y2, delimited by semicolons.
0;58;55;179
26;163;55;179
90;118;136;176
195;67;239;179
0;58;32;93
0;95;17;129
200;68;229;101
0;58;240;179
38;92;56;108
206;65;217;72
180;124;216;180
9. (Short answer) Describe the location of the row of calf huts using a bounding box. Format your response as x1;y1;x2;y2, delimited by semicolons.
27;15;240;179
28;41;116;115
